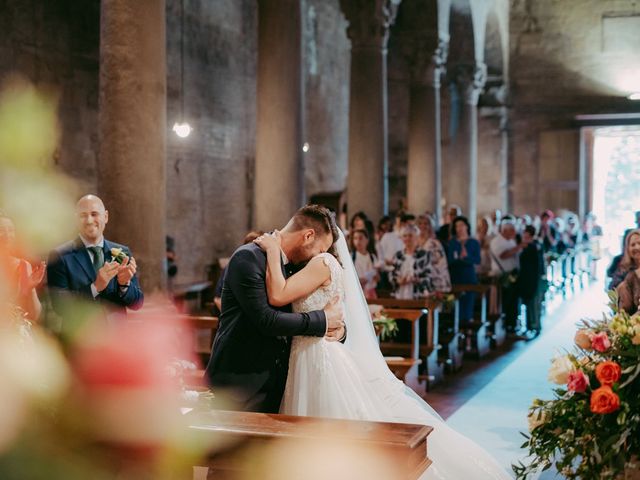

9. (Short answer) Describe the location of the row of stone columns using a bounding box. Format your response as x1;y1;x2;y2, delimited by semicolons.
96;0;506;290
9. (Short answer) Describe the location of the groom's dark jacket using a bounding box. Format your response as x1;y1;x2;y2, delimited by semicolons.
205;243;327;413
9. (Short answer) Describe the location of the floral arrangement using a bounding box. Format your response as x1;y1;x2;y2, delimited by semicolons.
428;291;456;312
372;312;399;342
514;292;640;479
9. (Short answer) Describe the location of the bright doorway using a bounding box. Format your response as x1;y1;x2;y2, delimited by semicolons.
590;126;640;258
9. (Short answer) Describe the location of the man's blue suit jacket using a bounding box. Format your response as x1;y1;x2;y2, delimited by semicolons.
47;236;144;316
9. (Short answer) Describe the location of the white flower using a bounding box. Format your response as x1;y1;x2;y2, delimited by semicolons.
181;389;199;404
548;354;575;385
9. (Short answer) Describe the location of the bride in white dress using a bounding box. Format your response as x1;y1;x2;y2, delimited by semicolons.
254;230;512;480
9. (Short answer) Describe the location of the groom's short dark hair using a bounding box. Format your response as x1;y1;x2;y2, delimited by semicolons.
291;204;338;241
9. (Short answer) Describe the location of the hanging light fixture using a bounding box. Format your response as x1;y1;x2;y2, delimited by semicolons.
173;0;192;138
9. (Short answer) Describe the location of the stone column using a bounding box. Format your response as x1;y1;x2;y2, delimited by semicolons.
455;63;485;233
407;78;436;215
406;37;445;217
254;0;304;231
99;0;167;292
340;0;401;221
432;40;447;224
499;105;510;213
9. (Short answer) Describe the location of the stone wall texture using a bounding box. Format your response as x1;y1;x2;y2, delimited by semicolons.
2;0;639;282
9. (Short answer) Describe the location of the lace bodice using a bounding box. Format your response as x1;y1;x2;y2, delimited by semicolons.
292;253;343;314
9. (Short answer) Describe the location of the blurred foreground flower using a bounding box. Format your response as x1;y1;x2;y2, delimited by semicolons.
0;76;77;253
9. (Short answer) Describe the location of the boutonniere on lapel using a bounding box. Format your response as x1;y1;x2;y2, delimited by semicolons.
110;247;127;264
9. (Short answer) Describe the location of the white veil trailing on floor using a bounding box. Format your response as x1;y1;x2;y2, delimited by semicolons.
334;230;443;420
334;231;513;479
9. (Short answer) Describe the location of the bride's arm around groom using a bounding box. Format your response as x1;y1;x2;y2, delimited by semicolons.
204;240;343;413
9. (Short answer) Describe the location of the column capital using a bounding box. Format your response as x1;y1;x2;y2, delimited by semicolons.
453;63;487;106
400;33;437;86
431;37;449;88
340;0;402;51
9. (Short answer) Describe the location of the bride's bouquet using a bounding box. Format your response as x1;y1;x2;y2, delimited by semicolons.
514;293;640;479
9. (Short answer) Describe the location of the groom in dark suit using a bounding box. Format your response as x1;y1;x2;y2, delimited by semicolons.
205;205;345;413
47;194;144;319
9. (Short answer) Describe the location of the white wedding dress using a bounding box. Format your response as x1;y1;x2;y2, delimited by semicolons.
280;235;513;480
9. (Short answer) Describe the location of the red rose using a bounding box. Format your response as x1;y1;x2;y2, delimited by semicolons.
591;332;611;352
567;370;589;393
590;386;620;414
595;361;621;386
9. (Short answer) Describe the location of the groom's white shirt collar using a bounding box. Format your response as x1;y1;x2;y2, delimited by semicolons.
280;249;289;265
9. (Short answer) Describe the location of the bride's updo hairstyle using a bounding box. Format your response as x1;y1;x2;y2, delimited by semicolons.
291;204;342;265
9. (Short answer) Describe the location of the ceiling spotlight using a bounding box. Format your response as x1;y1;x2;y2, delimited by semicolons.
173;122;192;138
628;93;640;100
302;142;310;153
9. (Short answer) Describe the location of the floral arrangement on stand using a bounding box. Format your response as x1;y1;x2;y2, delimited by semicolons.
372;311;399;342
428;291;456;312
514;292;640;479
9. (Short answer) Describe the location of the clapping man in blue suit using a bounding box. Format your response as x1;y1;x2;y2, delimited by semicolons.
47;194;144;319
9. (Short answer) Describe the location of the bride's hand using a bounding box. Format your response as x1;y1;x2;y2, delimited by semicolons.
254;231;281;253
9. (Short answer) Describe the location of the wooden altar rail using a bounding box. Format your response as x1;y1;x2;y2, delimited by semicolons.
188;410;433;480
367;298;445;390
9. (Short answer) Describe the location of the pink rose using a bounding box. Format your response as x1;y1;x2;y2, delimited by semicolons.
567;370;589;393
591;332;611;352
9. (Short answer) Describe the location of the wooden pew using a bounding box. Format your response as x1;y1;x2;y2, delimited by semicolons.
378;307;424;391
434;294;464;372
188;410;433;480
172;280;213;314
479;276;507;348
368;298;444;390
450;284;491;359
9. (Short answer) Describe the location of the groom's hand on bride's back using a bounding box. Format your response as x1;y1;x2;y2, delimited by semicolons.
324;296;346;342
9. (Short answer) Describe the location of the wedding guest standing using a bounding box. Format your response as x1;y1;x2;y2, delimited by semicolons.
447;216;481;324
437;204;462;245
47;195;144;319
517;226;545;338
538;210;559;252
476;216;495;276
390;225;432;299
416;214;451;292
0;212;45;321
351;229;380;299
491;219;524;334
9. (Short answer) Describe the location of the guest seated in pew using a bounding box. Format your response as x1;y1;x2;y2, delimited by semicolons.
447;216;481;325
516;226;546;339
0;211;45;321
351;229;381;300
416;214;451;293
390;225;432;300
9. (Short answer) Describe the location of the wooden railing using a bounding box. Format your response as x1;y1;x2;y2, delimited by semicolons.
188;410;433;480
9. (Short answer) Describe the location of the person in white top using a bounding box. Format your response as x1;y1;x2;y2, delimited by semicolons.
378;213;415;266
351;229;380;299
490;219;524;333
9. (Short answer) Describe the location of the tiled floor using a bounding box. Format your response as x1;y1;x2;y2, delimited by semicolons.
423;279;609;476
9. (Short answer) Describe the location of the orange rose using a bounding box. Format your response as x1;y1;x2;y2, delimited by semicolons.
590;386;620;414
595;361;621;386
